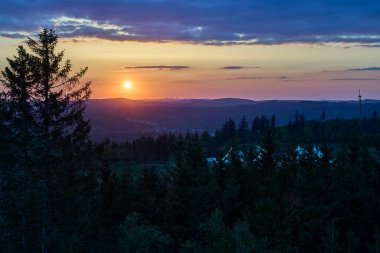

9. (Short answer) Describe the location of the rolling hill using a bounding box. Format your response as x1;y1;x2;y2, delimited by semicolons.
85;98;380;141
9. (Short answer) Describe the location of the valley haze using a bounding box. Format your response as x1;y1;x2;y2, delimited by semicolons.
86;98;379;141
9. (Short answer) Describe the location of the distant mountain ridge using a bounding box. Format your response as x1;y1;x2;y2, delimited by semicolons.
85;98;380;141
87;97;260;108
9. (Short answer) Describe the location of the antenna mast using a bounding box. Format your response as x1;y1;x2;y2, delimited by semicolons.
358;90;362;120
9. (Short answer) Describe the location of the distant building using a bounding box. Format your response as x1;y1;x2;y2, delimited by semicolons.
206;145;327;166
206;145;264;165
206;157;217;164
294;145;323;160
222;147;245;164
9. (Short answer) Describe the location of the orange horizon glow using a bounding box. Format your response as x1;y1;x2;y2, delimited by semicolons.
1;38;380;100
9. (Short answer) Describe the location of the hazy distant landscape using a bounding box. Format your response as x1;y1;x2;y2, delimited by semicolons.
87;98;380;140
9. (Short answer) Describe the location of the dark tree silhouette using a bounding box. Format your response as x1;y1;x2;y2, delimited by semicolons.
0;28;92;253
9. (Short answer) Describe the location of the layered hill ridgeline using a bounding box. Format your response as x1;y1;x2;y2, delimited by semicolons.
86;98;380;141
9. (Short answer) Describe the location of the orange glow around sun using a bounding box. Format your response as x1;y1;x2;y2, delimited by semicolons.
123;81;133;89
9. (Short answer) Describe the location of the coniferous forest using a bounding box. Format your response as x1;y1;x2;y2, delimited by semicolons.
1;29;380;253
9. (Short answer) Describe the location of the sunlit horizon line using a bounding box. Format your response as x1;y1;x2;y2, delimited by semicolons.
88;96;373;102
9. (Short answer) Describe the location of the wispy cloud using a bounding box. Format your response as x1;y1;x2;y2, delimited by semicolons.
226;76;263;80
330;78;380;81
1;0;380;45
124;65;190;71
357;44;380;48
348;67;380;71
221;66;244;70
220;66;260;70
172;79;197;84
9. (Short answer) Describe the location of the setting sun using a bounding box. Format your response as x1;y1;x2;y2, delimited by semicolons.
123;81;133;89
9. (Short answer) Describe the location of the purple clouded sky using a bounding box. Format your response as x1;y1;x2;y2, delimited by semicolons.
1;0;380;45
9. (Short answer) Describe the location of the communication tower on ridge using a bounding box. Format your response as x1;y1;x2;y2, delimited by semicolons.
358;90;362;120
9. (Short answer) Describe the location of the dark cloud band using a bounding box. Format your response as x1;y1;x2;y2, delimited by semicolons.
348;67;380;71
124;65;190;70
221;66;243;70
220;66;260;70
330;78;380;81
226;76;263;80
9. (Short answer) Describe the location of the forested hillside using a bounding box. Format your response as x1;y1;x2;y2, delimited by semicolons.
98;113;380;253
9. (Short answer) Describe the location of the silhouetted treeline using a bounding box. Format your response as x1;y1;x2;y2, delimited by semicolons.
109;111;380;163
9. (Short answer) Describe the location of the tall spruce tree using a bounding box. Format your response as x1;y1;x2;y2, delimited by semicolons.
0;28;92;252
221;118;236;141
30;28;91;253
238;115;249;141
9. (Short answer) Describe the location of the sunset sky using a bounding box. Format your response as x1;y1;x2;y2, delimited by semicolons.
1;0;380;100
